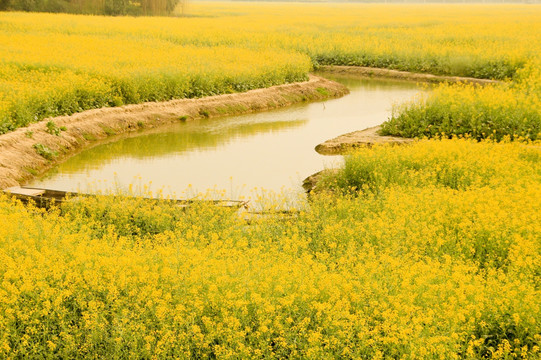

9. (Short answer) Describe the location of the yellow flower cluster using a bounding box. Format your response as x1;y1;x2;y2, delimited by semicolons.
0;139;539;358
381;61;541;140
1;3;540;132
199;2;538;78
324;137;541;193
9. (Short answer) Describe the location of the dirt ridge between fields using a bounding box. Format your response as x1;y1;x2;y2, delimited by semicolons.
318;65;502;85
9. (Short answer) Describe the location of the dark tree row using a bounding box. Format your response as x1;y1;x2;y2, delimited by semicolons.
0;0;183;16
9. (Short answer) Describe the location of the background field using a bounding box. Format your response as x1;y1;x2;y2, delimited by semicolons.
1;3;540;134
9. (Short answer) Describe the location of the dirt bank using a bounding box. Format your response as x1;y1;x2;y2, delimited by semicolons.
315;125;413;155
318;66;501;85
0;75;348;190
305;127;413;193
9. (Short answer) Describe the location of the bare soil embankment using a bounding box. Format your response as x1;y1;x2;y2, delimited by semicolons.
318;65;501;85
0;75;348;189
315;125;413;155
305;126;413;193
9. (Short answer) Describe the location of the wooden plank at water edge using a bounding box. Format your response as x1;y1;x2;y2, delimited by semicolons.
5;186;45;196
2;186;68;209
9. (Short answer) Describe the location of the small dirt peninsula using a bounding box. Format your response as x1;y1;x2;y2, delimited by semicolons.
315;126;413;155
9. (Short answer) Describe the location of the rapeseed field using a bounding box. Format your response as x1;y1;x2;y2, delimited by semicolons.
1;3;540;133
1;3;540;359
0;140;540;358
381;61;541;140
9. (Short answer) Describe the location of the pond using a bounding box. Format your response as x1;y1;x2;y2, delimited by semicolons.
29;75;423;207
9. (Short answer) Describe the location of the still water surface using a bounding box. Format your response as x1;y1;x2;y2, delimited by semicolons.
30;75;422;204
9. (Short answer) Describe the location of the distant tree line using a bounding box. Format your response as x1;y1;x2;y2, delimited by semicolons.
0;0;536;16
0;0;185;15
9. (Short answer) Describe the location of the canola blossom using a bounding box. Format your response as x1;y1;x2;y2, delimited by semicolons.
381;62;541;140
0;139;539;358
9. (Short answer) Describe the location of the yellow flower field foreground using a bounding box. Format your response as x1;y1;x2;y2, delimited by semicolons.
0;139;539;358
1;3;540;133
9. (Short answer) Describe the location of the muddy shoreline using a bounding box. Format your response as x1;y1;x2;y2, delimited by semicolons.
0;75;348;189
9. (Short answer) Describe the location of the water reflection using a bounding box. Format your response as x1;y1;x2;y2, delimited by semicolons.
31;75;423;205
55;118;308;169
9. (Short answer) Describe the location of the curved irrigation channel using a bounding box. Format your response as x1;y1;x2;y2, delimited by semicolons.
28;74;424;208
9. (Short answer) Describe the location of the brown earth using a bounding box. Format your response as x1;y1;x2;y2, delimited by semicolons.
318;65;501;85
302;169;339;194
306;126;413;193
315;125;413;155
0;75;348;190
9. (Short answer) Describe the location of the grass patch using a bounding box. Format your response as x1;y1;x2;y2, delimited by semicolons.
198;109;210;118
45;121;66;136
315;87;329;96
23;166;38;176
100;126;116;136
32;143;57;160
82;133;97;141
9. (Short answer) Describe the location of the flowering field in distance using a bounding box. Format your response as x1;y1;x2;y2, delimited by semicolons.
0;3;540;134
